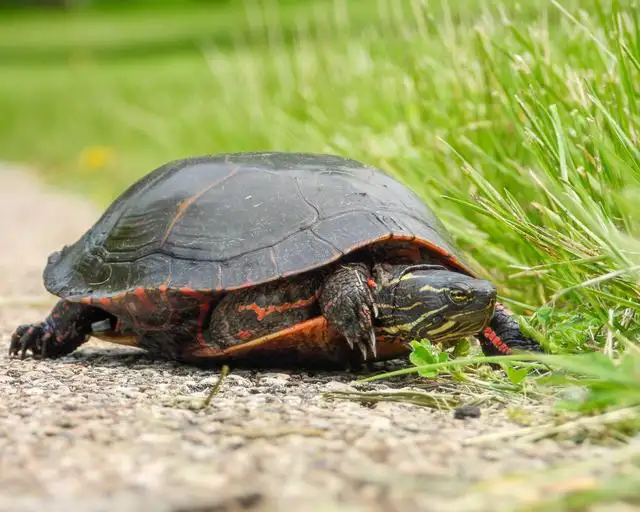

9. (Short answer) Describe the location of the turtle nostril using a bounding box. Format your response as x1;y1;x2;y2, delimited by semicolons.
482;281;497;299
47;251;62;265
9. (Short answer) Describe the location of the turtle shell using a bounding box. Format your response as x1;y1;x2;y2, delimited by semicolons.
44;152;475;299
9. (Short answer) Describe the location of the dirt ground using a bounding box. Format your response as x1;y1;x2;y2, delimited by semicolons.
0;165;637;512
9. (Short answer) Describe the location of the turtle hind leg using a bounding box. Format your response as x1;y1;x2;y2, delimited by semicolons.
319;263;378;360
477;303;543;356
203;274;322;351
9;300;112;359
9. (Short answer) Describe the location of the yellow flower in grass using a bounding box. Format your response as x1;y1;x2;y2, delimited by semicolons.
79;145;115;171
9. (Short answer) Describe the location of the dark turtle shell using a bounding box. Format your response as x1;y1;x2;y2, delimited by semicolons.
45;152;475;299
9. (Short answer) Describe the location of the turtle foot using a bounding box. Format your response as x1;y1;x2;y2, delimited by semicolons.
342;306;377;360
9;321;54;359
478;303;544;356
320;263;379;361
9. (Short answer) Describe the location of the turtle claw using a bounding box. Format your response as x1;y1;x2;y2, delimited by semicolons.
357;342;368;360
368;329;377;358
325;303;378;360
9;322;53;359
344;335;355;350
345;335;369;360
344;328;377;361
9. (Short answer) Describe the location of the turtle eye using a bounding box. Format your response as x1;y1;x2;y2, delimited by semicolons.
430;314;444;325
448;289;471;305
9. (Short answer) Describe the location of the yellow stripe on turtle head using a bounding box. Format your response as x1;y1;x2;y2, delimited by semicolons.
425;320;456;336
380;305;447;334
419;284;449;293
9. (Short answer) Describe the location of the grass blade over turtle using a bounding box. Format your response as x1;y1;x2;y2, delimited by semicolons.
9;152;542;368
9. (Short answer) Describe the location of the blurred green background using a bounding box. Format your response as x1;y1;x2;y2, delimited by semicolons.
0;0;566;204
0;0;387;202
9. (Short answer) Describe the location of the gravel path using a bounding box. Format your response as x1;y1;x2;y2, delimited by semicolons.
0;166;637;512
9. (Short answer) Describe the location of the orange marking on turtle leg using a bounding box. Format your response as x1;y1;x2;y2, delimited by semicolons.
482;326;512;355
238;293;319;321
161;167;239;244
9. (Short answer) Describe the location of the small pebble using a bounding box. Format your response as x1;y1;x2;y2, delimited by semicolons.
453;404;482;420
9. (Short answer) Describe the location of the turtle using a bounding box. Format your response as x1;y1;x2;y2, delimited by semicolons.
9;152;542;368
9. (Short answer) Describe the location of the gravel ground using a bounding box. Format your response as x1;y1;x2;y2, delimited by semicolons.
1;166;637;512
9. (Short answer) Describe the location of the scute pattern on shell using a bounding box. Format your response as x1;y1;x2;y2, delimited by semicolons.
44;152;472;299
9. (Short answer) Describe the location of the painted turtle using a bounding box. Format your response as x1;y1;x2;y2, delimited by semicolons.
10;152;541;368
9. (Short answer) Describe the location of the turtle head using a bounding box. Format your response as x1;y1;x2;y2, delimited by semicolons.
374;264;497;345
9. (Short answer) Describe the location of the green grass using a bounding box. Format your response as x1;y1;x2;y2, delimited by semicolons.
2;0;640;506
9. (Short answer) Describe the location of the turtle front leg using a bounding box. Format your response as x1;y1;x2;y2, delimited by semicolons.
9;300;111;359
477;303;543;356
319;263;378;360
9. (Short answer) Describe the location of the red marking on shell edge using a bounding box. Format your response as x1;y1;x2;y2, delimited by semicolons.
179;287;208;299
133;287;146;298
98;298;111;306
350;234;469;276
482;327;511;355
218;234;475;293
236;330;254;340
